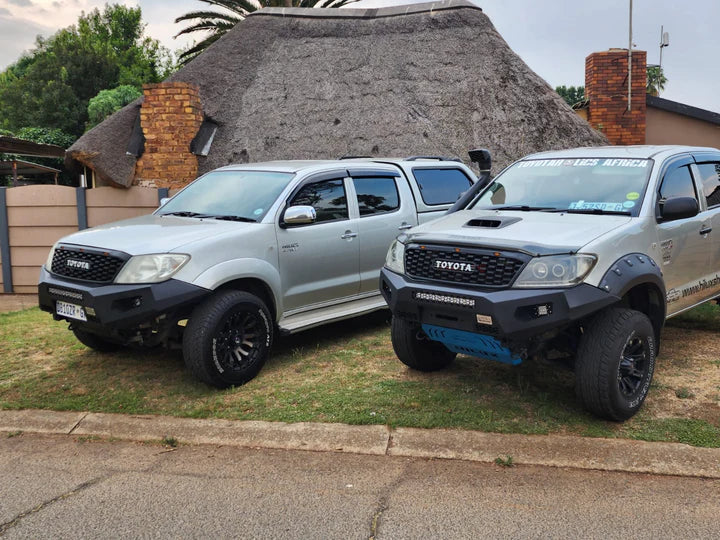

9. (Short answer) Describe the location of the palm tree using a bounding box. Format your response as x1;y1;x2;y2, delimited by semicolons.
175;0;355;63
646;66;667;97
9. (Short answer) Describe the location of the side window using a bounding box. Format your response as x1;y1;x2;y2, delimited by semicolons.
412;168;472;205
291;179;348;223
697;163;720;208
353;177;400;216
659;165;697;202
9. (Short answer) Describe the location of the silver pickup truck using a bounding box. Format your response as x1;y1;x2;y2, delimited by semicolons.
38;157;478;387
381;145;720;420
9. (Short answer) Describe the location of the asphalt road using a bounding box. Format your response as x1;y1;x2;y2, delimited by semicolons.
1;433;718;539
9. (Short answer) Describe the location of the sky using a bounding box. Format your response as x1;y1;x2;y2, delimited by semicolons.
0;0;718;113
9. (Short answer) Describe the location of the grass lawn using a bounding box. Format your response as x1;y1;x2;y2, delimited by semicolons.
1;305;718;447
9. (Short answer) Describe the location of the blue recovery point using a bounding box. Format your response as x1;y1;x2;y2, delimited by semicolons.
421;324;522;365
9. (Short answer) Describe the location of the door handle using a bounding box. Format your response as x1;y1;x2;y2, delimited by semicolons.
398;222;414;230
341;231;358;239
700;226;712;236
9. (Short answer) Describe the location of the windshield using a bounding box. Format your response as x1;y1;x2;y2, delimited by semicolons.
157;170;295;222
471;158;653;216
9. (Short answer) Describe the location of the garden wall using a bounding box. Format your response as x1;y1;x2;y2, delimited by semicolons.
0;185;171;294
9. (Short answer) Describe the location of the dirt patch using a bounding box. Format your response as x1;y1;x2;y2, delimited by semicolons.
651;326;720;426
0;295;38;313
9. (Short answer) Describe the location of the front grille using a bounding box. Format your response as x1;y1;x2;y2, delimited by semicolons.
405;245;527;288
51;246;128;283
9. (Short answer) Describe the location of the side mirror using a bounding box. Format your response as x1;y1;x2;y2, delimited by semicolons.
660;196;698;221
159;197;170;207
283;205;316;226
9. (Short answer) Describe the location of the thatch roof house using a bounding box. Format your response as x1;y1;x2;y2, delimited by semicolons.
67;0;606;189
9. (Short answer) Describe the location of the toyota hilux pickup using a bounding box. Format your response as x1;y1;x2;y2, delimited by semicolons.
380;145;720;420
39;157;479;388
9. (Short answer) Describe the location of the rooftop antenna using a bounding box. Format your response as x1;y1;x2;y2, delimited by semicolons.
658;26;670;96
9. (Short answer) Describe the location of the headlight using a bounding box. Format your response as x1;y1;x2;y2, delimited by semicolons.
45;244;58;271
513;254;596;288
385;239;405;274
115;254;190;284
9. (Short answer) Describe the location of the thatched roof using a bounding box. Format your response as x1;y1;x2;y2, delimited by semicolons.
67;0;606;187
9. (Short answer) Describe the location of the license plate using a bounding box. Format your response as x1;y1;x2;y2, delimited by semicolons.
56;300;87;322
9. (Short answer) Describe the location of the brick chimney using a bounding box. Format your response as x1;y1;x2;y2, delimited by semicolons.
135;82;203;189
585;49;647;145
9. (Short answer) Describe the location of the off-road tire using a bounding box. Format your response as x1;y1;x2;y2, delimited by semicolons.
72;327;122;352
183;290;273;388
391;316;456;371
575;307;656;421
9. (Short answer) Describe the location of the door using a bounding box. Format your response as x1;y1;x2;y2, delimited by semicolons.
656;162;712;314
350;173;417;294
277;177;359;312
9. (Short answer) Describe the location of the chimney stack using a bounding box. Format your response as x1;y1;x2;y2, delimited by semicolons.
585;49;647;145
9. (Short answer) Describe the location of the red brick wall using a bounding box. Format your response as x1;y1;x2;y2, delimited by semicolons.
585;49;647;145
134;82;203;189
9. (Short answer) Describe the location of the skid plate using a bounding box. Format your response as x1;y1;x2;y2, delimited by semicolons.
422;324;522;365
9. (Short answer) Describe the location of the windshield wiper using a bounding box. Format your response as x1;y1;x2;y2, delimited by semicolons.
160;211;256;222
161;211;213;218
210;215;257;222
551;208;632;216
494;205;557;212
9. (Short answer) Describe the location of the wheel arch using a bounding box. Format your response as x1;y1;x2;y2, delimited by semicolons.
216;277;278;321
191;258;282;321
598;253;666;344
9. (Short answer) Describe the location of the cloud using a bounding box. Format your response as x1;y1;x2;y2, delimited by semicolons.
0;7;11;15
0;16;52;68
7;0;34;7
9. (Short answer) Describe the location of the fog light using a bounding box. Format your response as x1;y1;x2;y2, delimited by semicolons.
132;297;142;308
85;307;96;317
533;304;553;317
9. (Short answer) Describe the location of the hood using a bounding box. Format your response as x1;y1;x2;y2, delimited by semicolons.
405;210;632;256
57;214;255;255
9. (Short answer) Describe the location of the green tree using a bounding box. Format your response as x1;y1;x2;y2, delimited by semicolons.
646;66;667;96
175;0;354;63
555;85;586;107
0;4;175;137
87;85;143;129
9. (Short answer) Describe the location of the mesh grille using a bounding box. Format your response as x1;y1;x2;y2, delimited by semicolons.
51;247;127;283
405;246;526;288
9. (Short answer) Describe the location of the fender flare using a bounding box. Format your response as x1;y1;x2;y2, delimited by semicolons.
598;253;666;340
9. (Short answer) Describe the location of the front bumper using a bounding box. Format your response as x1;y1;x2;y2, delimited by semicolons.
380;268;618;341
38;267;211;335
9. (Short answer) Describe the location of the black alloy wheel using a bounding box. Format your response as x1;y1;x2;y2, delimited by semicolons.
617;334;650;399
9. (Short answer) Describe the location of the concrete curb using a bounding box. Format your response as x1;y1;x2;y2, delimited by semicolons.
1;409;718;479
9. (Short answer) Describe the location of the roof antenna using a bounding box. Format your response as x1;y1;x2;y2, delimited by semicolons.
446;148;492;214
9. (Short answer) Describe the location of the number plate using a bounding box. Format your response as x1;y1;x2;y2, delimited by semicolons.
56;300;87;322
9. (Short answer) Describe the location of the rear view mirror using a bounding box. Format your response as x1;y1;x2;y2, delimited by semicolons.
283;205;317;226
660;197;698;222
159;197;170;207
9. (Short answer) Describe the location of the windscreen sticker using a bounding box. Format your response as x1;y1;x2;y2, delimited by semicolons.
601;159;649;167
569;201;626;212
253;208;263;216
623;201;636;208
518;158;649;168
626;192;640;200
518;159;599;168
